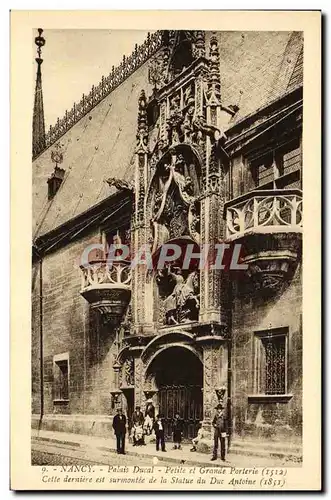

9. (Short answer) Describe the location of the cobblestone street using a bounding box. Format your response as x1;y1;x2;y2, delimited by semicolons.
32;442;198;468
31;429;296;469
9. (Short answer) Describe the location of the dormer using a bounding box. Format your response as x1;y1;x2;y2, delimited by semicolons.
47;166;65;199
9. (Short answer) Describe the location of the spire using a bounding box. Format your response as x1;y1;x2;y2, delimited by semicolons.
193;31;205;58
206;34;221;106
33;28;46;158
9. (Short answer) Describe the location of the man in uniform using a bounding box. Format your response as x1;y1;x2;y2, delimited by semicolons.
112;408;126;454
211;404;228;461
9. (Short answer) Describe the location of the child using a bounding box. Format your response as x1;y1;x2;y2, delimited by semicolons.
172;413;184;450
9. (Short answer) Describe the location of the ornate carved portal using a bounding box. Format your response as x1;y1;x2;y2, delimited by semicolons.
128;33;232;433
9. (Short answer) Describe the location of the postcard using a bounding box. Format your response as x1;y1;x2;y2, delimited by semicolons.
10;10;321;491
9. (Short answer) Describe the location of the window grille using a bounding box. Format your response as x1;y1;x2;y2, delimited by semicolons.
254;329;288;395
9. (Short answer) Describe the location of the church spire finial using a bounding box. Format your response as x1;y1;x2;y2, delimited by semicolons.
33;28;46;158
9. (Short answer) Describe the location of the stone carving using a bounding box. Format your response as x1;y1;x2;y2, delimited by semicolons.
193;31;205;59
225;191;303;239
188;201;201;243
206;34;221;106
166;94;184;145
134;357;144;409
124;357;134;386
203;346;213;420
148;51;167;90
105;177;134;192
156;267;199;325
202;344;221;422
136;90;149;155
148;151;201;252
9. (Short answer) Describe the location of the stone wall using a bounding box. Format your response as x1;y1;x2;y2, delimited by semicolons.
231;264;302;442
31;230;119;421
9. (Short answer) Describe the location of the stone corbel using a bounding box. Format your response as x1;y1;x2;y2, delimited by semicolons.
144;390;157;400
110;389;122;407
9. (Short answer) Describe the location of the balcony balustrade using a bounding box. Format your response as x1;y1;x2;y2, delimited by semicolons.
80;259;131;322
224;189;302;290
225;189;302;240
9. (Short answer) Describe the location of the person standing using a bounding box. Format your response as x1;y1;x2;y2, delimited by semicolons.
112;408;126;455
172;413;184;449
211;404;228;461
132;405;145;446
144;399;155;436
153;414;166;452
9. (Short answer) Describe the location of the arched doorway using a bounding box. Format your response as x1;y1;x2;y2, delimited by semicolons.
146;346;203;441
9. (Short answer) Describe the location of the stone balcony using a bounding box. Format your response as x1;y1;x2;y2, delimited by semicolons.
224;189;302;289
80;259;131;322
225;189;302;239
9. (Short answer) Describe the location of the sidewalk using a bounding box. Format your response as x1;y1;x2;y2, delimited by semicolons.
32;429;292;467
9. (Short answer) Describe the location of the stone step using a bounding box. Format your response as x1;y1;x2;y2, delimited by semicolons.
229;440;302;460
31;429;290;467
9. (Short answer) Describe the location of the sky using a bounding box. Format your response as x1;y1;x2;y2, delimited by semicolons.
33;29;150;129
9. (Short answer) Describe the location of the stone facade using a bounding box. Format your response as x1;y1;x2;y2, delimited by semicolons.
32;30;303;449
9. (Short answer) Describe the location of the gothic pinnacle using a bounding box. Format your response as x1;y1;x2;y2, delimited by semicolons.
137;90;147;133
32;28;46;158
209;34;220;85
207;33;221;105
35;28;46;67
195;31;205;58
136;89;149;154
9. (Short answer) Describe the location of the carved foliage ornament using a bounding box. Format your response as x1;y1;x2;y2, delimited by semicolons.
148;31;204;89
123;357;134;386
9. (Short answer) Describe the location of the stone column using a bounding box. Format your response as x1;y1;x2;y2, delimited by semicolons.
201;341;228;434
133;354;145;411
199;34;227;325
131;89;153;333
199;192;222;323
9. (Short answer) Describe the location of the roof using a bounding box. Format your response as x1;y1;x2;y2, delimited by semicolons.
218;31;303;126
32;31;303;240
33;61;150;238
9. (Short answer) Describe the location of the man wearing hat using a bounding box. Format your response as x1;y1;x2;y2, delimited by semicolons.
153;414;166;452
112;408;127;455
211;404;228;461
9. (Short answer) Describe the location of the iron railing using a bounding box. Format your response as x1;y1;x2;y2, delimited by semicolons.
33;31;163;159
